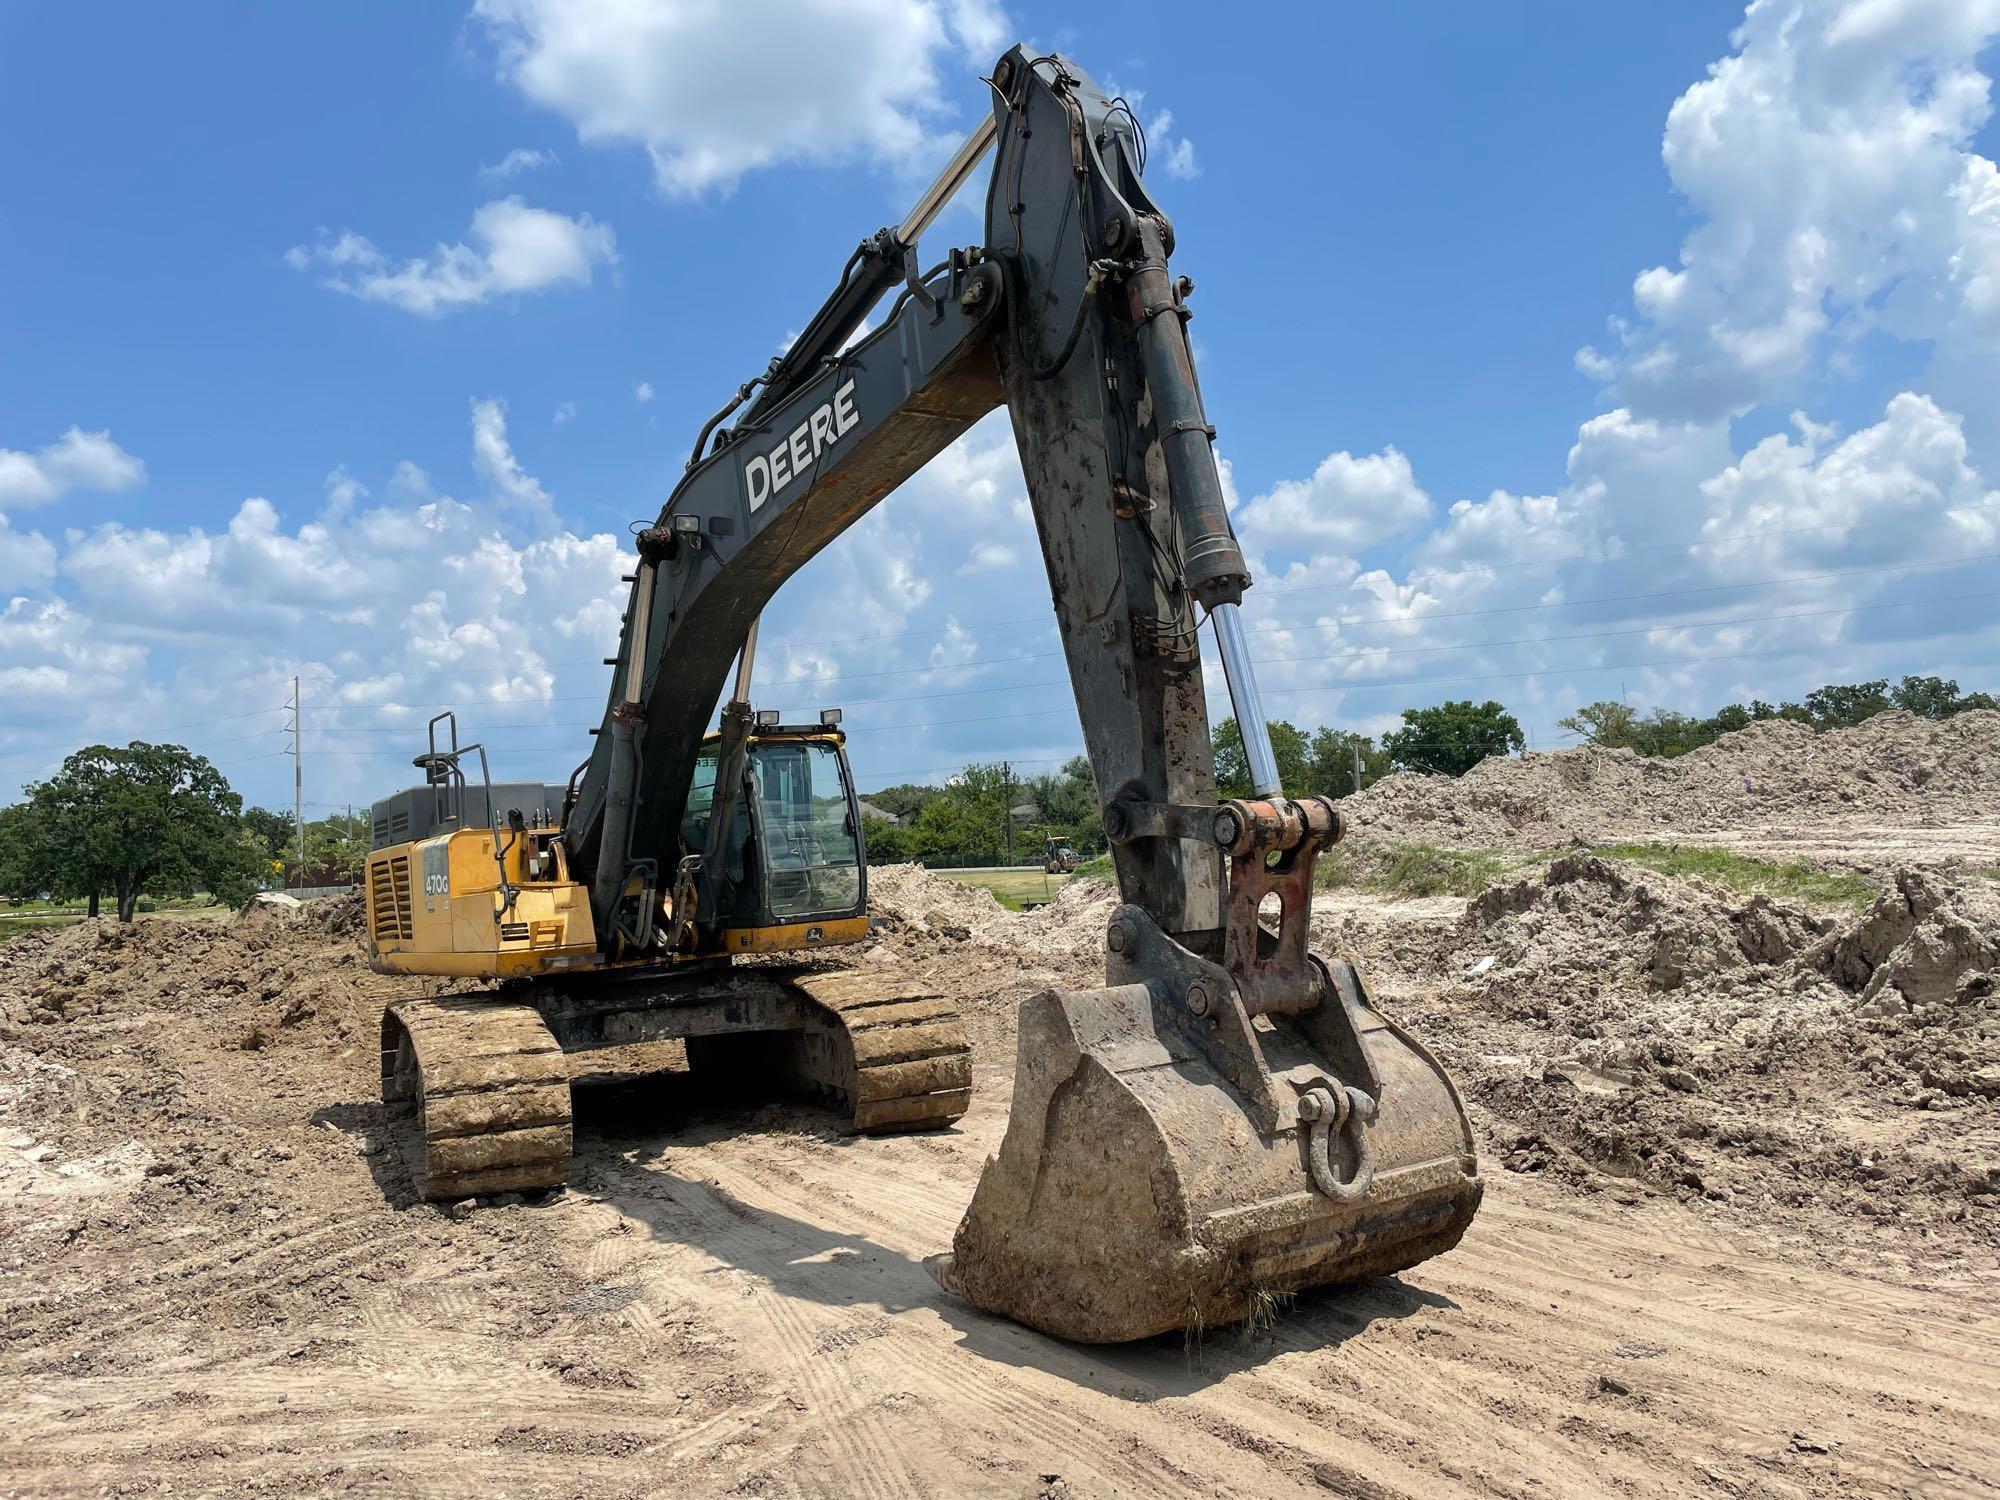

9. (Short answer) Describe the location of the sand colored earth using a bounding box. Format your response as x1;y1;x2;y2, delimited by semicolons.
2;710;1997;1496
1341;709;2000;863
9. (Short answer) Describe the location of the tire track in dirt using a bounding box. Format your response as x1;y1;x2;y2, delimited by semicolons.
589;1143;1232;1498
629;1112;2000;1500
635;1131;1371;1497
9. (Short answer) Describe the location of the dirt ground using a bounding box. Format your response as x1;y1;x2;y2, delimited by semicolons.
3;714;1998;1498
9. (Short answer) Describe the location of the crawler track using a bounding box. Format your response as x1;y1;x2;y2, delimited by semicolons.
381;997;573;1201
382;970;969;1202
789;969;972;1133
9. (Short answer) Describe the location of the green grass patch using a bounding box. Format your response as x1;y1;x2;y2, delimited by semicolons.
1074;853;1114;881
1312;841;1504;899
1590;842;1876;908
1377;844;1505;898
0;915;78;944
932;868;1074;911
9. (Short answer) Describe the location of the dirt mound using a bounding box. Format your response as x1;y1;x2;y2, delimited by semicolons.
1427;854;1999;1230
0;901;372;1029
1341;708;2000;849
1017;874;1118;958
1820;868;2000;1012
863;864;1019;948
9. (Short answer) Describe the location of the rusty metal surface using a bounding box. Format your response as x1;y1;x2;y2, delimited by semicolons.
1216;795;1343;1018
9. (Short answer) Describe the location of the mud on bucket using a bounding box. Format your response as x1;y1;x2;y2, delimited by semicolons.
932;906;1482;1343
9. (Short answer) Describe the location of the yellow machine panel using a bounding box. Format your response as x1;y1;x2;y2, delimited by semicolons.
366;827;598;979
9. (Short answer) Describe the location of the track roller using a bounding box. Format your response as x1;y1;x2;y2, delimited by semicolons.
381;997;573;1201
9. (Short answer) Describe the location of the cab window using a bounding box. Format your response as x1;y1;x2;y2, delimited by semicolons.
755;740;861;918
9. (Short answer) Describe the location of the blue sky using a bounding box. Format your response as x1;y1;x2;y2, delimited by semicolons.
3;0;1997;816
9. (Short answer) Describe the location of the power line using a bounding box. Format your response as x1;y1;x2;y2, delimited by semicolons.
158;704;291;732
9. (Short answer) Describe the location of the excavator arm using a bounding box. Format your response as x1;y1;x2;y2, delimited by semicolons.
562;45;1481;1341
570;48;1263;946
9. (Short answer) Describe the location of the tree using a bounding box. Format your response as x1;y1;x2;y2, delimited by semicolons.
1889;674;1996;718
1383;700;1524;777
1558;700;1638;749
1801;679;1891;730
859;783;939;823
1705;703;1754;736
859;813;910;864
907;763;1013;862
1305;727;1391;796
1022;755;1104;851
242;805;297;861
296;811;368;883
1210;717;1312;799
1628;708;1708;758
25;742;260;921
0;803;59;903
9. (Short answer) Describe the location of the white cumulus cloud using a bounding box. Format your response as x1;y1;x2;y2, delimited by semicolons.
1234;447;1431;561
287;197;617;317
0;427;146;510
471;0;1008;196
1579;0;2000;421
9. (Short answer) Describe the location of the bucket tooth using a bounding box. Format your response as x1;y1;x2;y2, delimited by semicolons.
943;911;1481;1343
381;997;573;1202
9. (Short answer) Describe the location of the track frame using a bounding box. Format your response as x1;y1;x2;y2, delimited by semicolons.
381;964;971;1202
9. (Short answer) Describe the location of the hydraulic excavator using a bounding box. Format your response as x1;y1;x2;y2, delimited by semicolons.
362;45;1480;1343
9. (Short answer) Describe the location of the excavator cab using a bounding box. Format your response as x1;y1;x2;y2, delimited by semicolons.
681;721;868;951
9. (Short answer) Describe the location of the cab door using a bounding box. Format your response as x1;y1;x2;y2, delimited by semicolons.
748;737;865;923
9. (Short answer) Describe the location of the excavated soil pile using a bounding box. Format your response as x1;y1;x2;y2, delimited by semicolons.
1340;708;2000;849
0;894;444;1262
1398;855;2000;1250
850;866;1109;1059
861;864;1020;948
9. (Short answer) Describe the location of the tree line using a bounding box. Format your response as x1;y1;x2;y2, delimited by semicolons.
11;675;1984;912
853;698;1529;863
1557;674;1993;758
860;757;1106;866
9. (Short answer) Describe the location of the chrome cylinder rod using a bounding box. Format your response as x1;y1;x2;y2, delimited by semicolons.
1210;602;1281;797
898;115;999;248
732;616;761;705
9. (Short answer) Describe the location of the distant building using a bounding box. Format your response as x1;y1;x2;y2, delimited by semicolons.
1009;801;1041;825
854;799;904;826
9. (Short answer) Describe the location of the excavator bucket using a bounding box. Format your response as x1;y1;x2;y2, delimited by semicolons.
936;800;1482;1343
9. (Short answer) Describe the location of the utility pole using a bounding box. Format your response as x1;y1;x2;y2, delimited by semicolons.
1353;741;1364;795
1001;761;1013;866
286;675;304;879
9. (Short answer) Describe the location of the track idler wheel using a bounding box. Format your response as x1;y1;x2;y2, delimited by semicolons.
381;997;573;1201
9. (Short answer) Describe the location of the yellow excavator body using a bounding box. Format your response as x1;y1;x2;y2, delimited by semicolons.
364;723;971;1203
